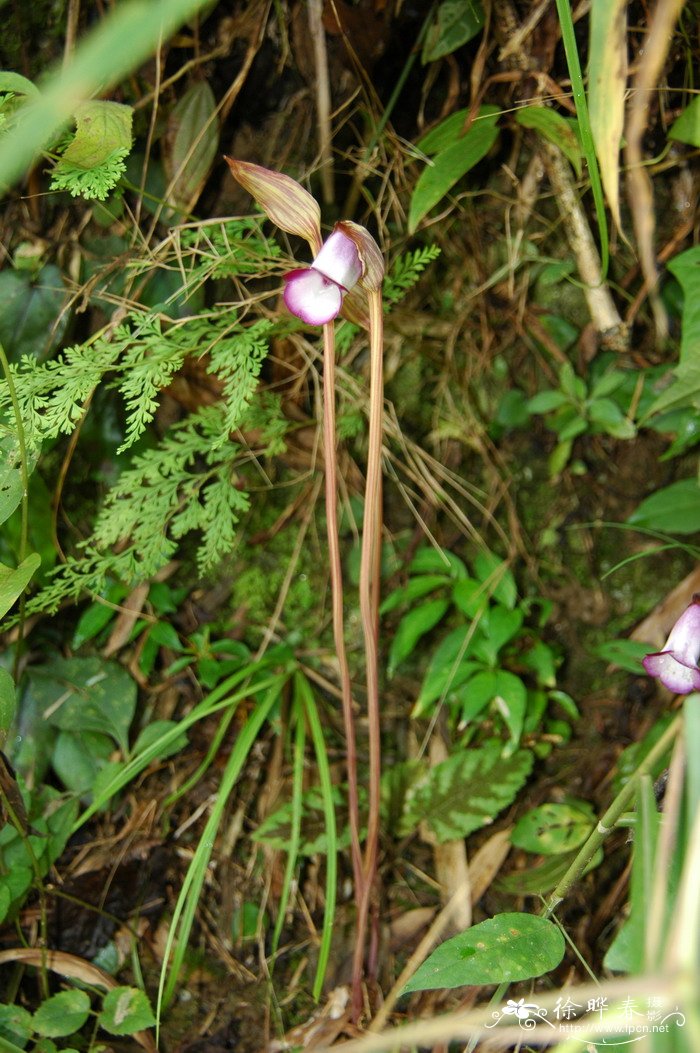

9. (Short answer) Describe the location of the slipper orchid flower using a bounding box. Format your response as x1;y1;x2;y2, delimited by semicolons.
643;595;700;693
224;157;383;324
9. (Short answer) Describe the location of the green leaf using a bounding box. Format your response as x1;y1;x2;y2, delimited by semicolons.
388;598;450;677
32;990;90;1037
587;0;627;228
473;551;517;608
548;438;573;477
0;668;17;737
512;800;595;855
403;741;533;843
527;390;571;413
380;574;450;615
27;656;137;753
588;397;635;438
98;987;156;1035
164;80;219;211
422;0;485;63
409;546;467;578
628;478;700;534
521;640;557;688
414;625;480;714
515;106;581;177
409;107;500;232
471;606;523;665
0;265;68;360
451;577;488;617
668;95;700;147
403;912;565;991
0;72;39;96
61;100;132;169
667;245;700;367
253;786;361;856
592;638;651;673
0;465;23;526
0;552;41;620
51;729;113;795
0;1003;33;1047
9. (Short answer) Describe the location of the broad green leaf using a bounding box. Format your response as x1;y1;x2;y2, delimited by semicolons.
515;106;581;177
590;370;626;399
409;546;467;578
588;397;636;438
491;671;528;750
668;96;700;147
0;265;68;360
27;656;137;753
0;883;11;924
51;729;113;795
417;108;471;156
471;606;523;665
588;0;627;229
0;668;16;739
164;80;218;211
415;625;480;714
548;438;573;477
527;390;570;413
521;640;557;688
628;478;700;534
403;740;533;843
60;100;132;169
0;466;23;525
253;785;363;856
456;670;498;723
409;107;500;232
0;552;41;620
497;845;603;895
452;577;488;617
388;599;450;677
422;0;485;63
0;72;39;96
98;987;156;1035
0;1003;33;1047
132;720;188;761
32;990;90;1037
511;800;595;855
473;551;517;608
667;245;700;367
380;574;450;615
403;912;564;991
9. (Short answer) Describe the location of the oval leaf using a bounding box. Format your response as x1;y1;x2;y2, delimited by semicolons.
0;552;41;620
403;912;565;991
628;478;700;534
512;801;595;855
388;598;449;677
32;990;91;1037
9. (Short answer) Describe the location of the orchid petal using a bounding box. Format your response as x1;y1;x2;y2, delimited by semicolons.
334;220;385;290
312;229;362;290
643;596;700;693
284;268;343;325
224;157;322;254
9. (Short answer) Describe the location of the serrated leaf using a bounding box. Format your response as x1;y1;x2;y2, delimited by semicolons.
422;0;485;63
98;986;156;1035
32;990;90;1037
403;912;565;991
512;801;595;855
409;107;500;232
388;598;450;677
403;741;533;843
515;106;581;177
164;80;219;211
0;552;41;620
588;0;627;229
628;478;700;534
668;95;700;147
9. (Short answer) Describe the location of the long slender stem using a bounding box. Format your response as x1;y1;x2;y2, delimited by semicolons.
352;289;384;1007
321;321;364;898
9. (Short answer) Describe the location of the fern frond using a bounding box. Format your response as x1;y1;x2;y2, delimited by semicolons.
384;245;441;306
50;147;130;201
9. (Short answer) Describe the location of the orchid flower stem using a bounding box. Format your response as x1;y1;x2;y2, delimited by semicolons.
352;288;385;1003
544;712;682;916
321;320;364;898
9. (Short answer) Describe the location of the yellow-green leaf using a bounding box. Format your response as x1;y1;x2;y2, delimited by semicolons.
588;0;627;231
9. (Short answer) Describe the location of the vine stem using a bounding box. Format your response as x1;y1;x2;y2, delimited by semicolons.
321;320;364;907
352;288;384;1013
